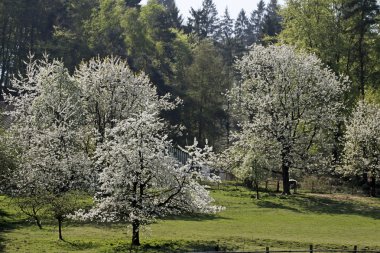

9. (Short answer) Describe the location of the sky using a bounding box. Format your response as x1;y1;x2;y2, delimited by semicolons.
140;0;285;21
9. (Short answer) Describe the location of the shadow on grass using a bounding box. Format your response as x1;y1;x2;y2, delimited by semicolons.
256;201;302;213
111;238;380;253
291;195;380;219
58;239;100;251
0;208;16;252
0;197;40;252
256;194;380;219
162;213;230;222
112;239;233;253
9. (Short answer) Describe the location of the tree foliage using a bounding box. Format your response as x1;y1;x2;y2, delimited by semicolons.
279;0;346;71
249;0;266;45
5;56;93;239
182;41;231;148
341;101;380;196
188;0;219;39
73;57;220;246
279;0;380;100
230;45;348;194
0;127;16;194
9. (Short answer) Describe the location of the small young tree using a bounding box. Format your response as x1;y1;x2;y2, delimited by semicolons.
13;193;47;229
6;56;92;239
230;45;348;194
219;130;277;199
342;101;380;197
49;191;89;240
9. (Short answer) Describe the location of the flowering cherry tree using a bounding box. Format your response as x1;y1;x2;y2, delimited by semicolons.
342;101;380;197
230;45;348;194
72;57;220;246
6;57;92;240
81;112;219;246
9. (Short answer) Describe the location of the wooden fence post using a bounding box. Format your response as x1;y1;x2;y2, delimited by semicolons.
266;246;270;253
309;244;313;253
353;245;358;253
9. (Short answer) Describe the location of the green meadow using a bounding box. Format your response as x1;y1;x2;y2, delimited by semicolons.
1;184;379;253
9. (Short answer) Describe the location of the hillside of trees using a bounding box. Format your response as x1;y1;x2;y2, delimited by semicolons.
1;0;380;248
0;0;286;148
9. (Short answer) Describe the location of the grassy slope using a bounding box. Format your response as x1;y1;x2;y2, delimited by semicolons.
0;185;379;253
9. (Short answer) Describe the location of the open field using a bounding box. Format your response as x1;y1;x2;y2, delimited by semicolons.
1;184;380;253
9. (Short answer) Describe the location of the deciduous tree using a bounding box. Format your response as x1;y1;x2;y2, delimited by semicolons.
75;59;220;246
230;45;348;194
5;56;92;240
341;101;380;197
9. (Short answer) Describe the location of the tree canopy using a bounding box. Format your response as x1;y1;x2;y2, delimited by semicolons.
229;45;348;194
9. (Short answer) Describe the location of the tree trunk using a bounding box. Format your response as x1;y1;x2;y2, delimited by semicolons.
226;101;230;146
35;217;42;229
132;219;140;246
363;172;368;184
32;207;42;229
281;144;291;195
282;165;291;195
58;218;63;241
276;180;280;193
358;13;366;99
255;181;260;199
370;176;376;197
198;106;203;141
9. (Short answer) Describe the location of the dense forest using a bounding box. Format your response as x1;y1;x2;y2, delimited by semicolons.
0;0;284;148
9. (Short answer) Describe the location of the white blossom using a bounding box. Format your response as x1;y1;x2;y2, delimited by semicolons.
6;56;92;197
341;101;380;181
228;45;348;194
74;57;179;143
72;57;220;246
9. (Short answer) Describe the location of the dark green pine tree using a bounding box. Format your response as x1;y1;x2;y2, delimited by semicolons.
187;0;219;39
157;0;183;29
202;0;219;38
249;0;266;45
263;0;282;41
187;8;205;37
183;41;231;148
218;7;234;42
343;0;380;98
235;9;250;56
217;7;235;65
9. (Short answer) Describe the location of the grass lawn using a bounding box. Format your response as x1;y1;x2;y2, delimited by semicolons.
1;184;379;252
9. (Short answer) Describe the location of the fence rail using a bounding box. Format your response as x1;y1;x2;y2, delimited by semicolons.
191;251;379;253
190;245;380;253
